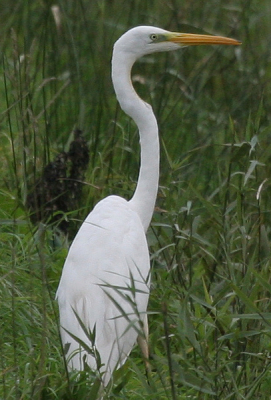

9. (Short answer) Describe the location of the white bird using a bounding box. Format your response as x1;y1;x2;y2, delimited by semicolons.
56;26;240;386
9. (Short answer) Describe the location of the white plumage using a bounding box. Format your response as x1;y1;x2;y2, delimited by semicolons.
56;26;240;386
56;196;149;384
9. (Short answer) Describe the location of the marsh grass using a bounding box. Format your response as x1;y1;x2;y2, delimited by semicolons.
1;0;271;398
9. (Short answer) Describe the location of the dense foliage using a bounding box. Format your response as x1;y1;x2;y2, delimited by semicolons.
1;0;271;398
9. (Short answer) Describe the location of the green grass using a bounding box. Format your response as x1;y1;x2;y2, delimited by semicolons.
1;0;271;398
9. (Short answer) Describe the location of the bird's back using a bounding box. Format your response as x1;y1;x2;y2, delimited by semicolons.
56;195;150;384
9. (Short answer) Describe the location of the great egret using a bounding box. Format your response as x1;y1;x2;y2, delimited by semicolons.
56;26;240;385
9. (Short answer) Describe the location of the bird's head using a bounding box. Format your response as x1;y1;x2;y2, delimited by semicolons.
114;25;241;60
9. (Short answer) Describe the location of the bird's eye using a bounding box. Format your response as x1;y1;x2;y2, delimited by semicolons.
150;34;158;42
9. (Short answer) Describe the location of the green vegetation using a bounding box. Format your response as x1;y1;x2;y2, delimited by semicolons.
1;0;271;398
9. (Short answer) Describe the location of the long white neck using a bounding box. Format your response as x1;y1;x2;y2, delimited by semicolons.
112;48;159;233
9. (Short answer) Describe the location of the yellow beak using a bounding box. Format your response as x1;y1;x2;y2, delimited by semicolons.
168;32;241;46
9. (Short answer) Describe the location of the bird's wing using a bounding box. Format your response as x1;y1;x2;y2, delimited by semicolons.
56;195;150;382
